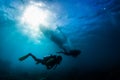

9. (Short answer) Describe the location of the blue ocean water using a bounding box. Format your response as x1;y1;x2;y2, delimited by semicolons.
0;0;120;80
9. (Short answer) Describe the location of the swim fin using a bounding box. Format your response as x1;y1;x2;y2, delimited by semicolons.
19;54;29;61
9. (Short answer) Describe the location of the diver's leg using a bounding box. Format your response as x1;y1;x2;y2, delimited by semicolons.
29;53;42;64
19;53;42;64
28;53;38;61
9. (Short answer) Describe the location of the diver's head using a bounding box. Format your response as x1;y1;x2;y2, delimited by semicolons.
56;55;62;64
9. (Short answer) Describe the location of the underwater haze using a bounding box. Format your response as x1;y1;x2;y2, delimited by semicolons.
0;0;120;80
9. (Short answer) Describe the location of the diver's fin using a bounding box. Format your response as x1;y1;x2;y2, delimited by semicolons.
19;54;29;61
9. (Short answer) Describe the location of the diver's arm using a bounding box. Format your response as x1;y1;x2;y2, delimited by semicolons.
47;66;53;70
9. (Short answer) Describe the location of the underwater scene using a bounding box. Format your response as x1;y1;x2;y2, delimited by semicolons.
0;0;120;80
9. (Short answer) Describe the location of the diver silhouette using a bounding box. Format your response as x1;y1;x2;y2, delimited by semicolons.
19;53;62;70
39;25;81;57
57;49;81;57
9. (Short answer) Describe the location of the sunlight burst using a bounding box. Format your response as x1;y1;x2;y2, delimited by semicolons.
19;2;54;43
21;5;49;27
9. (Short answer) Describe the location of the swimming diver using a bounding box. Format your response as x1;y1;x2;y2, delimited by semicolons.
39;25;81;57
57;49;81;57
19;53;62;70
